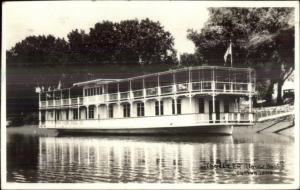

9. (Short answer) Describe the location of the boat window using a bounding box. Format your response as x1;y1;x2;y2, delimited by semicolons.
177;99;182;114
137;102;144;117
155;101;159;116
73;109;78;120
123;103;130;118
199;98;205;113
109;104;114;118
172;100;175;114
56;110;60;120
66;110;69;120
224;100;229;113
88;106;94;119
160;101;164;115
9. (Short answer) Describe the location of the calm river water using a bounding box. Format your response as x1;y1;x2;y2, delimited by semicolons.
6;128;294;183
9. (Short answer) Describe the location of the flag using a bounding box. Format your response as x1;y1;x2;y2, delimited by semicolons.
35;86;41;93
224;42;232;64
57;80;61;89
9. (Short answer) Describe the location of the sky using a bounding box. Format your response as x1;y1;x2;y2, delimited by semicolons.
3;1;210;56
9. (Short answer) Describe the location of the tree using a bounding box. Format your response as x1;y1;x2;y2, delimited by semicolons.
88;21;119;63
247;27;294;105
180;53;202;66
137;18;177;65
115;19;140;64
67;29;89;63
187;8;294;105
7;35;68;65
81;18;177;65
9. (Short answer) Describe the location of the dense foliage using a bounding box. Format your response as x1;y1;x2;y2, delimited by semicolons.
186;7;294;105
7;18;178;66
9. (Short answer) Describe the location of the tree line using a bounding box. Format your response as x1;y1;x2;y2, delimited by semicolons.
7;18;178;66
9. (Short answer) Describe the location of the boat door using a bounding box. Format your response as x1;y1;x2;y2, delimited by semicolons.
209;100;220;123
41;110;46;124
215;101;220;123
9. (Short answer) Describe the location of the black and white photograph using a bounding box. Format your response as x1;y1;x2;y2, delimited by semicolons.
1;1;299;189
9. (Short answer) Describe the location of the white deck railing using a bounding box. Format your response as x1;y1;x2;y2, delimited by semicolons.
254;104;294;121
146;87;158;97
120;92;130;100
40;80;255;108
133;89;143;98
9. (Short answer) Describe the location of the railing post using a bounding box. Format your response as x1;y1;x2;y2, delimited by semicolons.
249;113;253;123
129;80;133;100
212;94;216;123
38;110;41;127
118;103;121;118
189;95;192;114
172;84;176;94
143;88;146;99
174;97;177;114
225;113;228;123
130;101;133;117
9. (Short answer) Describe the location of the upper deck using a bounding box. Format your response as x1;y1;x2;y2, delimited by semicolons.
39;66;256;109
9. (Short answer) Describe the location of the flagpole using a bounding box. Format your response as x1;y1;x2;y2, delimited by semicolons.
230;39;233;67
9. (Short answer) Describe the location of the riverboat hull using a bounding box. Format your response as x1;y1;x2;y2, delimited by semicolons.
54;125;234;135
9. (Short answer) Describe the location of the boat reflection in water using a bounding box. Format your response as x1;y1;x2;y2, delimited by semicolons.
37;135;293;183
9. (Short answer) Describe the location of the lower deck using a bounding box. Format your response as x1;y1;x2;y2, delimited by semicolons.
39;96;253;134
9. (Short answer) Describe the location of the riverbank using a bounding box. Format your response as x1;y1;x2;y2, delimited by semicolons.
233;116;294;138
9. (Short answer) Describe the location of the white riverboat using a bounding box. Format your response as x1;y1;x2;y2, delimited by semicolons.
37;66;256;135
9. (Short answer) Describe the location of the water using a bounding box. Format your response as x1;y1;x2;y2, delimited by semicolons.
6;128;294;183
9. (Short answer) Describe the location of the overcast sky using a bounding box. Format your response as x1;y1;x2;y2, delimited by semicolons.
3;1;211;56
